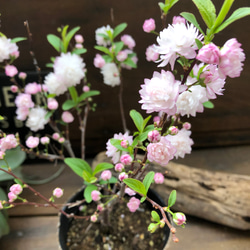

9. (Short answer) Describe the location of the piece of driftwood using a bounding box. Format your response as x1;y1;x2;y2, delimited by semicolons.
92;152;250;230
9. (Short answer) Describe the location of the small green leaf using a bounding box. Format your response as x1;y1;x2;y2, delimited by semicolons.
140;196;146;203
64;26;81;50
78;90;100;103
93;162;114;176
181;12;205;35
113;23;127;39
82;170;93;183
100;176;118;185
151;210;161;222
14;178;23;186
123;178;147;196
130;110;144;133
168;190;177;208
47;34;64;52
68;86;78;102
62;100;76;111
122;57;137;68
72;48;87;55
203;101;214;109
195;38;203;49
84;184;97;203
143;171;155;194
94;45;113;57
11;37;27;43
113;41;124;55
0;115;4;121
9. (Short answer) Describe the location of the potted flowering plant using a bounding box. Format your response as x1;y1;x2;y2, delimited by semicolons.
0;0;250;249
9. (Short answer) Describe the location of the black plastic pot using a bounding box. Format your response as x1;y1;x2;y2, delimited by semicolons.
59;187;170;250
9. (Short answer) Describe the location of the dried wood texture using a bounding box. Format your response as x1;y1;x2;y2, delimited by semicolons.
93;151;250;230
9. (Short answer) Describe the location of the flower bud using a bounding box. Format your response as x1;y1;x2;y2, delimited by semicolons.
143;18;156;33
10;184;23;195
100;170;112;181
90;214;98;223
52;133;60;140
182;122;191;130
83;85;90;92
47;98;58;110
74;34;84;43
91;190;101;201
120;154;133;165
58;137;65;144
154;172;164;184
115;163;124;172
26;136;39;149
8;192;17;202
5;65;18;77
53;187;64;198
18;72;27;80
168;126;179;135
61;111;74;123
120;139;128;148
118;172;128;182
148;130;161;143
10;85;18;93
40;136;50;145
173;212;186;226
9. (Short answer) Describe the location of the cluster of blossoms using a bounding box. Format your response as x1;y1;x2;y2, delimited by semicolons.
93;24;138;87
0;134;19;159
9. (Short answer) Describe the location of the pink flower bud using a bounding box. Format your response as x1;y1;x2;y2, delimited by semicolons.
40;136;50;145
75;43;83;49
58;137;65;144
115;163;124;172
168;126;179;135
117;51;128;62
120;140;128;148
8;192;17;202
183;122;191;130
93;54;105;68
10;85;18;93
143;18;156;33
154;172;164;184
5;65;18;77
61;111;74;123
10;184;23;195
153;116;161;125
24;82;40;94
120;154;133;165
52;133;60;140
90;214;98;222
118;172;128;182
18;72;27;80
75;34;84;43
196;43;220;64
91;190;101;201
100;170;112;181
127;197;140;212
173;212;186;226
97;204;104;212
26;136;39;149
148;130;161;143
172;16;186;25
53;187;64;198
83;85;90;92
47;98;58;110
125;188;136;196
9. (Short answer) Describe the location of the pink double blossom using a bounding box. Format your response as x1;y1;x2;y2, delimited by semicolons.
93;54;105;68
196;43;220;64
154;173;164;184
0;134;18;152
47;98;59;110
8;192;17;202
121;34;136;49
127;197;140;212
24;82;41;95
26;136;39;149
147;130;161;143
91;190;101;201
118;172;128;182
120;154;133;165
5;65;18;77
145;45;159;62
10;184;23;195
61;111;74;123
53;188;64;198
40;136;50;145
172;16;186;25
114;163;124;172
117;51;128;62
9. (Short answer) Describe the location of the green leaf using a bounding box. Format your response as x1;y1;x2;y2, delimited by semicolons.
122;57;137;68
68;86;78;102
62;99;76;111
78;90;100;103
11;37;27;43
130;110;144;133
214;7;250;34
47;34;64;52
113;41;124;55
195;38;203;49
123;178;147;196
94;45;113;57
142;115;152;130
192;0;217;28
168;190;177;207
181;12;205;35
140;196;146;203
0;188;9;237
14;178;23;186
72;48;87;55
99;176;118;185
203;101;214;109
82;170;93;183
84;184;97;203
143;171;155;194
64;26;81;51
64;158;93;178
113;23;127;39
45;111;53;120
93;162;114;176
151;210;161;222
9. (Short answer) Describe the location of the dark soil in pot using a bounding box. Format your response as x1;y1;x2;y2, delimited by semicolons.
59;188;170;250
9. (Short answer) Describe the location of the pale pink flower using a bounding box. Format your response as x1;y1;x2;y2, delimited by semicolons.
95;25;113;47
183;122;191;130
0;37;19;62
117;51;128;62
47;98;59;110
26;136;39;148
10;85;18;93
61;111;74;123
114;163;124;172
147;130;161;143
15;93;34;109
172;16;186;25
146;45;159;62
53;188;64;198
58;137;65;143
97;204;104;212
83;85;90;92
121;34;136;49
5;65;18;77
218;38;245;78
127;197;140;212
18;72;27;80
147;137;176;167
120;154;133;165
10;184;23;195
40;136;50;145
118;172;128;182
93;54;105;68
90;214;98;222
26;107;49;132
91;190;101;201
196;43;220;64
143;18;156;33
154;172;164;184
100;63;120;87
165;128;193;159
154;23;203;69
176;85;208;117
0;134;18;152
8;192;17;202
139;70;180;115
16;107;29;121
100;170;112;181
173;212;186;226
125;188;136;196
24;82;41;95
75;34;84;44
52;133;60;140
106;132;133;164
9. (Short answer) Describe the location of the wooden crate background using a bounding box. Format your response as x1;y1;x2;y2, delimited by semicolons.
0;0;250;157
